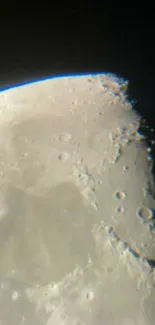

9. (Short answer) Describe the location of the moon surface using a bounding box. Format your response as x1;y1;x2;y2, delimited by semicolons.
0;73;155;324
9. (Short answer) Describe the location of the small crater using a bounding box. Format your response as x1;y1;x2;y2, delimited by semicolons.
11;290;20;301
117;241;129;258
114;191;126;200
123;165;129;171
116;206;124;213
137;206;153;222
58;152;70;161
147;153;152;161
97;179;102;185
71;99;78;105
85;291;94;301
20;152;28;160
148;220;155;234
97;111;104;116
105;225;113;234
59;133;72;142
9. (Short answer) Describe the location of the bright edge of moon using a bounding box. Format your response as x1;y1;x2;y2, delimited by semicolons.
0;73;154;325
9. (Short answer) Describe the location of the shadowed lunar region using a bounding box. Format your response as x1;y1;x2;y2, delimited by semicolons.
0;73;155;324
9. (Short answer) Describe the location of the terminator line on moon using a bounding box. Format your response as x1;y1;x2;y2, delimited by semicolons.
0;73;155;324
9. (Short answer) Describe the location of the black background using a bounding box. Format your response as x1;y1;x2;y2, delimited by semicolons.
0;3;155;168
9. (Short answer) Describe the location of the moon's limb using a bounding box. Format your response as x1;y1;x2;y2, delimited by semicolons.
0;73;154;324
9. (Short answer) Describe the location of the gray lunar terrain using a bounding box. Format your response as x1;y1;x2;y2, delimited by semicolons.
0;73;155;325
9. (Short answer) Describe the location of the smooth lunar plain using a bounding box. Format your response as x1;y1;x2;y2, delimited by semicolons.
0;73;155;325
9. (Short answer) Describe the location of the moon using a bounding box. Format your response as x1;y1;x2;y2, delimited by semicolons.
0;73;154;324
